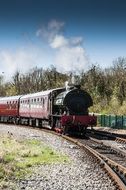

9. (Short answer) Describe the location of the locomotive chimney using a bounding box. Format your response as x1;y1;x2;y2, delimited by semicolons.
71;75;75;84
65;81;69;90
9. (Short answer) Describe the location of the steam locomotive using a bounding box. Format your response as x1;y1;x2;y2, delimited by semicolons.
0;84;97;135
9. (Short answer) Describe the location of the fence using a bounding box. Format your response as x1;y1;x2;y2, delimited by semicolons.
97;115;126;129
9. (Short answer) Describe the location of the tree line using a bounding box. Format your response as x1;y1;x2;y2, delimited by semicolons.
0;57;126;115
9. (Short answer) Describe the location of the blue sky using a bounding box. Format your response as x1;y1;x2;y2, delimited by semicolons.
0;0;126;79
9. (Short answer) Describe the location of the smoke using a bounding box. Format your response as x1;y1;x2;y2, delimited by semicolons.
50;35;68;49
0;20;89;81
36;19;89;74
36;20;65;43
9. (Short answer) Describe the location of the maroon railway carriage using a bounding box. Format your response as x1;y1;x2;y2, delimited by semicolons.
0;96;21;123
18;88;66;127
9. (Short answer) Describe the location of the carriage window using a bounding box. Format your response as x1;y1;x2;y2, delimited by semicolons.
37;98;39;102
43;98;45;105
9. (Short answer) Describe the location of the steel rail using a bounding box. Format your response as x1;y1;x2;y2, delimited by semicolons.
87;128;126;140
62;135;126;190
90;137;126;157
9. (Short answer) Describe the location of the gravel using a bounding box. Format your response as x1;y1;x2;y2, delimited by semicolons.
0;124;116;190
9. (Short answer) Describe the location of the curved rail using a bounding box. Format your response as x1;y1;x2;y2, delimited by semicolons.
62;135;126;190
87;128;126;140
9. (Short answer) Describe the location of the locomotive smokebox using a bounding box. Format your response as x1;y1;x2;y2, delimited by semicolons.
63;89;93;115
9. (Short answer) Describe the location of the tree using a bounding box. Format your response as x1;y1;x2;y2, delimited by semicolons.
0;75;6;96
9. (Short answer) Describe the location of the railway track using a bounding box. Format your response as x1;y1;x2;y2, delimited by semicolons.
87;128;126;140
27;126;126;190
116;137;126;143
62;135;126;190
80;129;126;188
87;128;126;152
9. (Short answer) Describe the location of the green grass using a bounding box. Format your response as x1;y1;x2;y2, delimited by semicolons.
0;135;69;189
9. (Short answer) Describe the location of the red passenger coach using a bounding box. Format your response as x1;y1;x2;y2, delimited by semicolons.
18;88;65;127
19;90;52;118
0;96;20;122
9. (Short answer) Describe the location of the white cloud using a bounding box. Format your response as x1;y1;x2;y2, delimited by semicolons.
70;37;83;46
0;20;89;81
48;19;65;31
0;46;52;81
36;20;89;74
50;35;68;49
0;49;33;80
36;19;65;42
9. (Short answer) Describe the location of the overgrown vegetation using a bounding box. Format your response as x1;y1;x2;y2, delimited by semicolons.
0;135;69;188
0;57;126;115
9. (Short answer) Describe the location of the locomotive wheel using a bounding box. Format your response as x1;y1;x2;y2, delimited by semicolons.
63;126;68;135
81;127;87;137
15;118;20;125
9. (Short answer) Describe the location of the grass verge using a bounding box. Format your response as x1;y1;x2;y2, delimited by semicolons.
0;134;69;189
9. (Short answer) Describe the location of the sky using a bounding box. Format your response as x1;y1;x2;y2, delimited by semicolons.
0;0;126;79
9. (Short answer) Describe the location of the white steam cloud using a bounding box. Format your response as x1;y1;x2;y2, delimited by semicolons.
36;20;65;43
0;20;89;81
36;20;89;73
